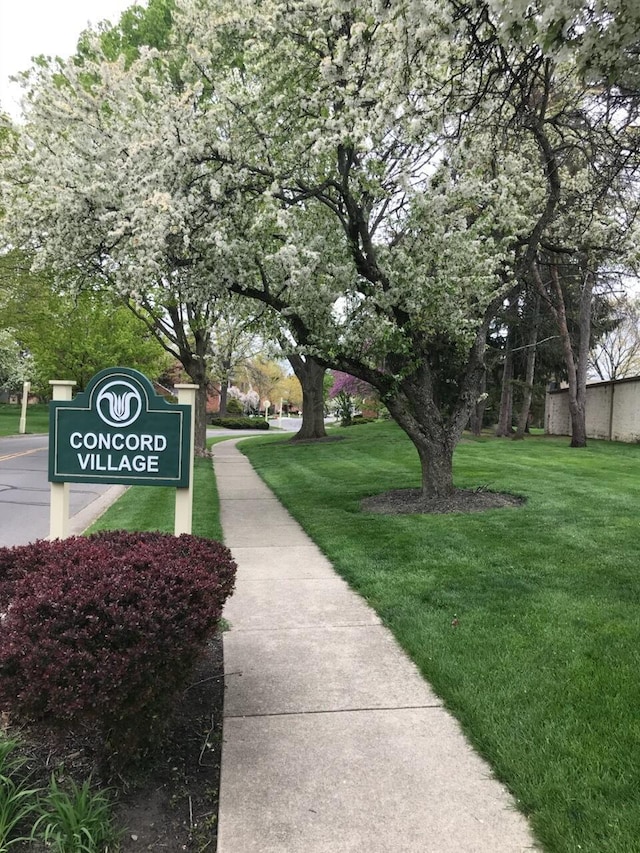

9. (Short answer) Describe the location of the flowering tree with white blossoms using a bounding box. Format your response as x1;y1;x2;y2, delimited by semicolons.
167;0;636;479
0;331;31;394
447;0;640;446
227;385;260;414
1;51;232;452
2;0;638;495
485;0;640;92
163;0;541;497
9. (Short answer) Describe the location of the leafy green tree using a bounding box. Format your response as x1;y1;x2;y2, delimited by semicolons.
1;256;169;393
96;0;175;65
239;357;287;409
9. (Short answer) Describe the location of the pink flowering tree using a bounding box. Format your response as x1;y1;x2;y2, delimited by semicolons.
328;372;377;427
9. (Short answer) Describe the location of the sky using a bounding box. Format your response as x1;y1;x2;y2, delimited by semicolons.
0;0;141;119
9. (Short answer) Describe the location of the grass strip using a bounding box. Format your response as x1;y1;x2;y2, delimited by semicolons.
0;404;49;437
239;422;640;853
86;456;222;540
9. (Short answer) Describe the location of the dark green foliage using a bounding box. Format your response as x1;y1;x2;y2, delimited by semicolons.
209;415;269;429
0;253;169;395
348;415;378;426
79;0;175;67
225;397;244;415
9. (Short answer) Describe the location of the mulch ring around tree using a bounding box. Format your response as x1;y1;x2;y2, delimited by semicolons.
361;488;526;515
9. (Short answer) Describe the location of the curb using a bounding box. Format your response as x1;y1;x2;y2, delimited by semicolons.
68;485;129;536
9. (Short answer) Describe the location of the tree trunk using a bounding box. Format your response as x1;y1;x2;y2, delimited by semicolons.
416;435;455;496
381;353;478;498
185;370;209;455
125;299;213;455
363;324;489;499
572;266;593;447
532;260;592;448
385;391;456;497
495;333;514;436
514;292;541;439
219;379;229;417
469;371;487;436
194;381;209;455
181;356;209;455
287;354;327;441
569;398;588;446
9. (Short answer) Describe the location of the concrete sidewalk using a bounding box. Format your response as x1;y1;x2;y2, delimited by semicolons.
213;439;538;853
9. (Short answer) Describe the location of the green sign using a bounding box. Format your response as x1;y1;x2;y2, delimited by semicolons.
49;367;191;487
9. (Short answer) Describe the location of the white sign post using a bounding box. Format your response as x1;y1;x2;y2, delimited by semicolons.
18;381;30;434
174;384;198;535
49;380;77;540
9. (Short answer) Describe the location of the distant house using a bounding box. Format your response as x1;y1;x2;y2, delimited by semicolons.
154;379;221;414
152;381;176;401
206;383;221;414
0;390;39;405
155;363;221;414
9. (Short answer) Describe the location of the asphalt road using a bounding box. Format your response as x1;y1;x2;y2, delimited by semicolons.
0;434;115;548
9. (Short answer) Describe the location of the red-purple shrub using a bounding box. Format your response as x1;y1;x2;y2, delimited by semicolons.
327;371;375;400
0;532;236;763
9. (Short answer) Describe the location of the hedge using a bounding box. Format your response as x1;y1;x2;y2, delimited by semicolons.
0;531;236;768
209;416;269;429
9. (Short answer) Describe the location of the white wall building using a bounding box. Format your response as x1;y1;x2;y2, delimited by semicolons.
545;376;640;442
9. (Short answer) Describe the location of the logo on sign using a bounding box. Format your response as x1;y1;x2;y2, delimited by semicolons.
96;380;143;428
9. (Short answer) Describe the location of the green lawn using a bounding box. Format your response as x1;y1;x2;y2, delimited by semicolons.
0;403;49;436
238;423;640;853
86;455;222;540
